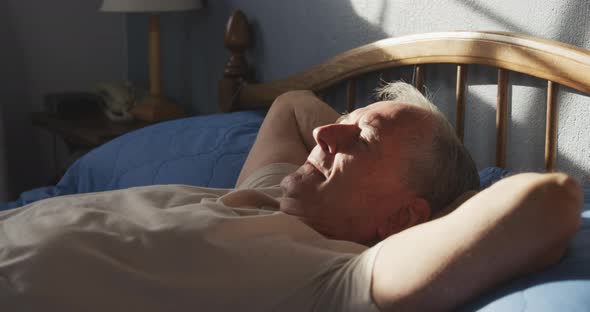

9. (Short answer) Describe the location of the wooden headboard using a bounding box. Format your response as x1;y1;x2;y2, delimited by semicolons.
219;10;590;172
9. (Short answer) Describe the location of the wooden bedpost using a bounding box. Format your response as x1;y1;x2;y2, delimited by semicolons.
219;10;251;112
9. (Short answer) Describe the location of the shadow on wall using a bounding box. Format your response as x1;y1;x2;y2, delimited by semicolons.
0;1;44;201
452;0;530;34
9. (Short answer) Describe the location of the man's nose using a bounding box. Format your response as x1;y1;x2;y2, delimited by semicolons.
312;123;360;154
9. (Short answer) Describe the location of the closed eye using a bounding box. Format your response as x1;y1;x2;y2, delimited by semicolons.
358;120;376;147
358;131;371;148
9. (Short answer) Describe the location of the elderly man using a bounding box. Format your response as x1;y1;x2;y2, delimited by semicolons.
0;82;581;311
240;82;481;245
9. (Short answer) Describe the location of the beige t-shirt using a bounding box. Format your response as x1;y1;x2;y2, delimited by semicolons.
0;163;381;312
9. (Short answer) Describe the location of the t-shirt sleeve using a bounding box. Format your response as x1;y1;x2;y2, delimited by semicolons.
237;163;299;189
314;242;384;312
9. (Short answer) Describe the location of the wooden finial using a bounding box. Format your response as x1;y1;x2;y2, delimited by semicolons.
224;10;250;77
219;10;251;112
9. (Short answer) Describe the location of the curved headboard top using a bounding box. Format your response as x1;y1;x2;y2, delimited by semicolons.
219;11;590;111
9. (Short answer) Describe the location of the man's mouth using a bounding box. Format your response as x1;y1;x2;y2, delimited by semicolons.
306;161;327;180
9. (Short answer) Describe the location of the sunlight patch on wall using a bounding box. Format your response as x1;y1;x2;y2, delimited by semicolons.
557;92;590;184
509;85;545;127
463;84;497;170
348;0;385;28
349;0;564;37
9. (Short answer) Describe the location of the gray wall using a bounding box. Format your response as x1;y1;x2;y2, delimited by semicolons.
0;0;128;201
127;0;590;184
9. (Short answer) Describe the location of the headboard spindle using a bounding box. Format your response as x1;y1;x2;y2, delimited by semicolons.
346;79;357;113
496;69;509;168
455;64;468;142
545;81;559;172
414;65;425;94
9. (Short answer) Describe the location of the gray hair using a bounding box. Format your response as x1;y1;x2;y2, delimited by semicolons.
375;81;480;215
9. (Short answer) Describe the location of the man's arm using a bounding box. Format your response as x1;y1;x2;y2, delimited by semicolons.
371;172;582;311
235;90;340;187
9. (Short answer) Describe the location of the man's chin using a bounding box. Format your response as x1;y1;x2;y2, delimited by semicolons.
278;198;300;215
278;196;308;221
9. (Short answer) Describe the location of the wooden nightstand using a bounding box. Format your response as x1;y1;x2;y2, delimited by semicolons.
31;112;155;150
32;112;158;183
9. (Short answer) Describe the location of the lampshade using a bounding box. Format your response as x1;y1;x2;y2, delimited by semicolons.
100;0;202;12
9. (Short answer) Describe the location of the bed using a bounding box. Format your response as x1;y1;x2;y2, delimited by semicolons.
2;10;589;311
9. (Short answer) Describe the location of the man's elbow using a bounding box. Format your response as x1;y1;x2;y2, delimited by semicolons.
542;173;582;237
528;173;582;265
273;90;315;106
268;90;315;118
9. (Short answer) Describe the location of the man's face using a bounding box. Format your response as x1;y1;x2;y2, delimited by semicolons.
280;101;434;244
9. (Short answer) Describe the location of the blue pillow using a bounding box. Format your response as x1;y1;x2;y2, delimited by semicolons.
0;111;265;210
479;167;510;189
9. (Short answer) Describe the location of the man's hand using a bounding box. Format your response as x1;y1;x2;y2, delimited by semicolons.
236;91;340;187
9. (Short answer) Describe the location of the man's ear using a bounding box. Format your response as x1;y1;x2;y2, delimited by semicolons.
377;197;430;240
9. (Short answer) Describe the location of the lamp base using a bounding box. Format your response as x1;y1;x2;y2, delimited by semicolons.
131;95;185;122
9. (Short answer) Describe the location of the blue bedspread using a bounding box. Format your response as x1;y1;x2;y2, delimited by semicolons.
1;111;588;311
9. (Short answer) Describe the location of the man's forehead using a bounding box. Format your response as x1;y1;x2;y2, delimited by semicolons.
343;102;389;119
367;100;416;111
355;101;424;120
338;101;430;127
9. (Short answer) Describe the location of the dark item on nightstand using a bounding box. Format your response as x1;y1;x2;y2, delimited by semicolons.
44;92;103;120
31;112;154;150
37;91;156;149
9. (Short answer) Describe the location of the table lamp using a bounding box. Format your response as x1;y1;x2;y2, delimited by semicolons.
100;0;203;122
